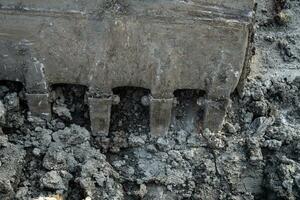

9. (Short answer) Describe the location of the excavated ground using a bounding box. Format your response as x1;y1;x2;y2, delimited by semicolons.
0;0;300;199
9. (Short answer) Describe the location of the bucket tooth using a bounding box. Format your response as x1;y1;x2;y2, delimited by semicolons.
25;93;51;121
150;97;173;136
202;98;229;132
88;97;113;136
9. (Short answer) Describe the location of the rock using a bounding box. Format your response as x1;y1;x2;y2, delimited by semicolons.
3;92;20;111
175;130;188;144
124;166;135;176
77;158;124;199
27;115;47;128
128;134;146;147
249;117;274;137
243;112;253;124
0;86;9;99
202;128;225;149
135;184;147;198
110;131;128;153
0;179;13;198
52;104;72;121
144;185;176;200
294;174;300;188
293;76;300;89
32;128;52;151
282;179;293;191
112;160;126;168
52;125;90;147
250;100;269;116
275;10;292;25
277;39;296;62
263;139;282;150
55;122;65;130
146;144;157;153
264;35;275;43
247;137;263;164
156;137;174;151
15;187;28;200
32;148;41;156
41;171;68;190
252;87;264;101
224;122;237;135
34;196;62;200
43;147;76;171
0;142;25;199
135;149;166;182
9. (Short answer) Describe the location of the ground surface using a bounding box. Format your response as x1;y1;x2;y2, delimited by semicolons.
0;0;300;199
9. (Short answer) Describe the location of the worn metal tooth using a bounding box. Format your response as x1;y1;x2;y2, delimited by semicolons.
25;93;52;121
202;98;230;132
88;95;114;136
149;96;174;136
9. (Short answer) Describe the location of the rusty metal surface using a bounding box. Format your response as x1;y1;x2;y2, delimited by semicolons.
0;0;255;135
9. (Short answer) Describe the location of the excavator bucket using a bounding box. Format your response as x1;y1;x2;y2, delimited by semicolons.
0;0;255;135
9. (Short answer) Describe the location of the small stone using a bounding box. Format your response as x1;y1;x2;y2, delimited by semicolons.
275;10;292;25
0;179;13;196
224;122;236;134
3;92;20;111
35;126;43;132
55;122;65;130
249;117;273;137
33;148;41;156
175;130;188;144
138;184;147;198
53;104;72;121
244;112;253;123
40;171;65;190
146;144;157;153
0;86;9;98
282;179;293;191
43;149;69;171
202;128;225;149
128;134;145;147
247;137;263;164
263;139;282;150
112;160;126;168
156;137;174;151
126;166;135;176
264;35;275;43
294;174;300;188
15;187;28;199
252;88;264;101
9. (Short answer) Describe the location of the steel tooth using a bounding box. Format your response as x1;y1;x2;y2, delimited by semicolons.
88;96;113;136
150;97;173;136
202;98;229;132
25;93;52;121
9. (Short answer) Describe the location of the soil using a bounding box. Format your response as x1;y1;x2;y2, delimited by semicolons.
0;0;300;199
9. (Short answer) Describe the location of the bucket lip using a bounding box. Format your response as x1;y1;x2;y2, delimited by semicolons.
0;0;255;23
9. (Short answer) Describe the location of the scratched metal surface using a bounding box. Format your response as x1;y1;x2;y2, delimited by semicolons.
0;0;254;98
